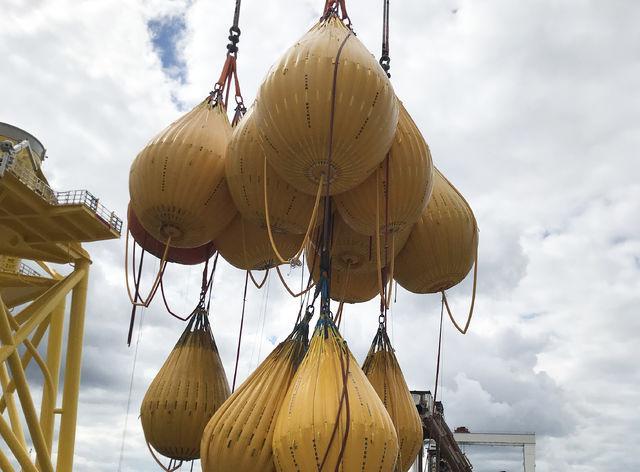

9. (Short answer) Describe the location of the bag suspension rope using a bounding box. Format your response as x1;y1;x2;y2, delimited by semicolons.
379;0;391;77
309;5;354;468
210;0;246;121
323;0;351;26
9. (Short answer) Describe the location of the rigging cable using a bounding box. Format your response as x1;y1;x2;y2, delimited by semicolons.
433;294;445;405
231;271;249;392
118;303;146;470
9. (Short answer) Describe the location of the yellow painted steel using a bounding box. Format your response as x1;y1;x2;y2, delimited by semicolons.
129;100;237;248
140;312;230;461
335;102;434;236
0;362;26;448
40;299;66;451
0;319;50;413
215;215;304;270
0;123;120;471
255;14;398;196
201;317;310;472
272;317;399;471
395;168;478;293
56;259;89;472
0;297;54;472
226;105;318;234
0;256;20;273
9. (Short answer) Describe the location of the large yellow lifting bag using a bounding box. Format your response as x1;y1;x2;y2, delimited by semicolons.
129;99;237;248
272;316;399;471
215;215;303;270
201;315;311;472
255;14;398;196
226;105;320;234
363;328;423;472
335;102;434;236
140;310;230;460
394;168;478;293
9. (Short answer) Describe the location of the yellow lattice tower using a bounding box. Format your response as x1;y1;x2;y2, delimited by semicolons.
0;122;121;471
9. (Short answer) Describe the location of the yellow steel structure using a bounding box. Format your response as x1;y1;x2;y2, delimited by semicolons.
0;122;121;471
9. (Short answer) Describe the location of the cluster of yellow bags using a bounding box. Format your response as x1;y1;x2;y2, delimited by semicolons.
128;11;478;293
134;10;478;469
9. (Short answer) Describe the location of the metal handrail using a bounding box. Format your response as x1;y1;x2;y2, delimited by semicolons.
0;155;122;235
18;263;41;278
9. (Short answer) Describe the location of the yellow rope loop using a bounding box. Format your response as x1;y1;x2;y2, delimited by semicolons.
145;440;183;472
275;265;316;298
442;242;478;335
124;228;171;307
263;154;324;265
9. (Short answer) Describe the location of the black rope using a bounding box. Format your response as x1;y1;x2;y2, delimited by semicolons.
379;0;391;77
433;294;445;404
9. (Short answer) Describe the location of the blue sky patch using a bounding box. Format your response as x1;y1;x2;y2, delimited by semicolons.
148;15;188;83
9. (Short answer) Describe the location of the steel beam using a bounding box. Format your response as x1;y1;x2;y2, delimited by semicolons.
40;299;66;450
56;258;90;472
0;296;54;472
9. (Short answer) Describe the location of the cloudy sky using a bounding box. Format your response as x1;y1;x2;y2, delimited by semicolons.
1;0;639;471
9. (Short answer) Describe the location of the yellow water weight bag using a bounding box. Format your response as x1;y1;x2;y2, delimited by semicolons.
254;13;399;196
394;167;478;293
272;315;399;471
335;102;434;237
200;312;313;472
362;326;423;472
215;215;304;270
129;98;237;248
225;105;320;234
140;308;230;461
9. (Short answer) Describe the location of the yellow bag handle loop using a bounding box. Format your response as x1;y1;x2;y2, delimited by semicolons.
124;228;170;307
442;242;478;335
263;155;323;265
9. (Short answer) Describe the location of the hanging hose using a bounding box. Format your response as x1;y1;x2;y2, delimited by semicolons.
441;244;478;334
159;253;219;321
373;165;395;310
146;440;182;472
124;229;170;307
263;155;324;265
275;265;316;298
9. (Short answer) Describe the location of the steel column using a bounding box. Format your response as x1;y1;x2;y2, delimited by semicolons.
56;258;90;472
40;298;66;450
